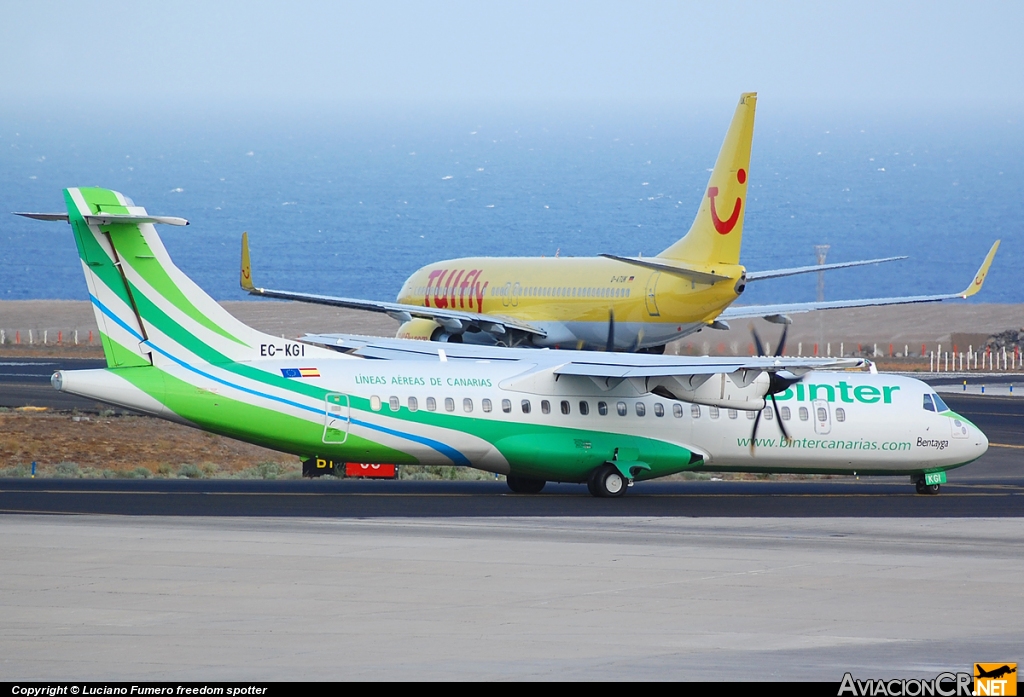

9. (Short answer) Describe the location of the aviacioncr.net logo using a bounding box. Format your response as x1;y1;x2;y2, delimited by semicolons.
839;672;973;696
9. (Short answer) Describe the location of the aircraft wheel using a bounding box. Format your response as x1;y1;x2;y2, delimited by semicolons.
506;474;546;494
590;465;627;498
915;480;940;495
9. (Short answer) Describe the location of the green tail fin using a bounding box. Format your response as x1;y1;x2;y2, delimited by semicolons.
63;187;259;367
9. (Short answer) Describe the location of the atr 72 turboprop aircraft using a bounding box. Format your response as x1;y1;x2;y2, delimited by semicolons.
240;92;999;352
18;188;987;496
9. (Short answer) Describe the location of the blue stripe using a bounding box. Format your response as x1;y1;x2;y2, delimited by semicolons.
89;294;471;465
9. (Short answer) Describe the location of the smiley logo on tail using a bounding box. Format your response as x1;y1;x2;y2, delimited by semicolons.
709;169;746;235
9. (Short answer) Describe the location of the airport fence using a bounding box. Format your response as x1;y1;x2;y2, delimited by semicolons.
0;329;95;346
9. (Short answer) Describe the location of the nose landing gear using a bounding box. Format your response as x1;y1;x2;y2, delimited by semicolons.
913;474;942;495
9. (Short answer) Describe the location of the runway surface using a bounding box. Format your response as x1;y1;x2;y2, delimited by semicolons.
2;514;1021;680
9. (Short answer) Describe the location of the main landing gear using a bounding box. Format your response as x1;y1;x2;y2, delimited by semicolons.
913;475;941;495
587;464;628;498
506;474;546;494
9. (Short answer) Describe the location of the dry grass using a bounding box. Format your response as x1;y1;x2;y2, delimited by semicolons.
0;410;299;477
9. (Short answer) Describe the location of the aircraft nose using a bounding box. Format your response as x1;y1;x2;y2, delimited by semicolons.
974;426;990;458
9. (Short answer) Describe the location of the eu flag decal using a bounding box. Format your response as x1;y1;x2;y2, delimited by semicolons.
282;368;321;378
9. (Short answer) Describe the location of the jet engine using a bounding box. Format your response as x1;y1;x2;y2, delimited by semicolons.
396;318;463;343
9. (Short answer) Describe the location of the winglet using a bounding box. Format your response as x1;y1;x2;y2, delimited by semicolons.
240;232;257;293
960;240;1000;298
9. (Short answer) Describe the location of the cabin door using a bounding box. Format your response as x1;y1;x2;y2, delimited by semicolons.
323;393;350;444
645;272;661;317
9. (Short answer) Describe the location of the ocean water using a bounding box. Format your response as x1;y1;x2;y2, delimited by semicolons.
1;103;1021;307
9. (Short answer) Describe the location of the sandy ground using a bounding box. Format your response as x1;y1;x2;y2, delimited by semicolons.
1;299;1021;357
0;411;299;476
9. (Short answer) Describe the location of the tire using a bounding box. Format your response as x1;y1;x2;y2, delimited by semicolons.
590;464;627;498
915;480;940;495
506;474;546;494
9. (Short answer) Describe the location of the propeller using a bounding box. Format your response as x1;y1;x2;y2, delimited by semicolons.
749;323;800;453
605;309;615;352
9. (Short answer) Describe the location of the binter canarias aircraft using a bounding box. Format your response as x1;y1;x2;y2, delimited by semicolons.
19;188;988;496
240;92;1000;352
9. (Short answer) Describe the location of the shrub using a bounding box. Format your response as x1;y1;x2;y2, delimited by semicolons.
177;463;204;479
0;464;30;478
53;462;81;478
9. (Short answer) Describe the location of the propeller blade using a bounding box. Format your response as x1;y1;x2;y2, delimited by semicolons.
770;392;793;443
749;409;762;455
605;309;615;352
750;324;765;357
775;323;789;357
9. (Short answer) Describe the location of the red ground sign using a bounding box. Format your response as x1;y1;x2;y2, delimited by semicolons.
345;463;397;478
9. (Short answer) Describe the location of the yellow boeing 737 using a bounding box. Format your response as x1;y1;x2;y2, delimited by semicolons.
242;93;999;352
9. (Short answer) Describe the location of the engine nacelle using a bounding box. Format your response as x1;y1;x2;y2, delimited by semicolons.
396;318;462;343
650;370;770;411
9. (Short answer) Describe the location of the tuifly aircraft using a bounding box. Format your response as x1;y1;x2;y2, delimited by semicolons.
239;92;999;352
19;188;988;496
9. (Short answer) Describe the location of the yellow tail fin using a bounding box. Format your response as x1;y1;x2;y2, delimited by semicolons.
658;92;757;265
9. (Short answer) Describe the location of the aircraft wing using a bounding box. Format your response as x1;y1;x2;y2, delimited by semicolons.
239;233;546;341
301;332;862;375
745;255;907;281
600;253;907;285
720;241;999;323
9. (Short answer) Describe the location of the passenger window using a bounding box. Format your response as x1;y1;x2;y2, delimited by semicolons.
728;409;738;420
521;399;531;414
408;396;418;412
541;400;551;414
781;406;791;421
710;406;720;419
799;407;809;421
691;404;701;419
598;401;608;416
746;410;756;420
764;408;773;421
579;401;589;416
426;397;436;412
445;397;455;412
835;407;846;422
654;403;664;417
502;399;511;413
482;398;492;413
617;402;627;416
560;400;570;415
370;396;382;411
636;403;646;417
923;395;935;412
463;398;473;413
816;407;828;422
389;396;400;412
673;403;683;418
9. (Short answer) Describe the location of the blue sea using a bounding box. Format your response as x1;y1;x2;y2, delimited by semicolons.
1;102;1021;306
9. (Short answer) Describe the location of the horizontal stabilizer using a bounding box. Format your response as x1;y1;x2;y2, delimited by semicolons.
15;212;188;226
599;254;732;284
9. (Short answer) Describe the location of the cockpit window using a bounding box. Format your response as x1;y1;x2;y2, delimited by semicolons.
922;394;935;412
932;393;949;412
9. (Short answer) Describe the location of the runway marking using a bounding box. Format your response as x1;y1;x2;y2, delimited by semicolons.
989;442;1024;449
2;489;1020;499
